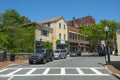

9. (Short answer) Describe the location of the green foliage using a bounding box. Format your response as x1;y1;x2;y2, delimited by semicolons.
0;9;35;53
79;20;118;51
43;41;52;49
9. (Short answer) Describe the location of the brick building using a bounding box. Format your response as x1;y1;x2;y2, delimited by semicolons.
67;16;95;28
67;16;95;53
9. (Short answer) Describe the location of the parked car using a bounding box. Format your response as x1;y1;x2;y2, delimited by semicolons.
70;51;81;57
54;49;67;59
29;49;54;64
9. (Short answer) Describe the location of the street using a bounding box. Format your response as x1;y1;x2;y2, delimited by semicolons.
0;56;119;80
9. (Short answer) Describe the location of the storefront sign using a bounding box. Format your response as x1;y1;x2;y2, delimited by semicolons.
61;40;65;44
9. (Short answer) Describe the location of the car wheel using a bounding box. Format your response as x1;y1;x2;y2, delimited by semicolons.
29;61;33;64
42;58;46;64
51;57;54;61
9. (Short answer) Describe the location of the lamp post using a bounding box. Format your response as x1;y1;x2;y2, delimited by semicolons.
39;39;43;49
104;26;111;64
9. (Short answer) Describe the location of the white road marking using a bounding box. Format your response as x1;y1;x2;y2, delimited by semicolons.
0;67;110;77
7;68;22;76
76;68;85;75
0;68;9;72
4;67;105;69
61;68;65;75
90;68;103;75
25;68;37;75
8;76;14;80
42;68;50;75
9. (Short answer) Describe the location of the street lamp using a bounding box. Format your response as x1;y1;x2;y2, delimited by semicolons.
104;26;111;64
39;39;43;49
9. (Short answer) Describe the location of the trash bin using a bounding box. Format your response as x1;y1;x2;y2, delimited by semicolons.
3;50;7;61
10;53;15;61
0;51;4;62
0;50;7;62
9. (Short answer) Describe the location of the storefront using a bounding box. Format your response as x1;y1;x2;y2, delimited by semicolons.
56;40;69;51
69;43;79;52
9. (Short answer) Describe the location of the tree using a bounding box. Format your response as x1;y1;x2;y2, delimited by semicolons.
79;20;118;52
0;9;34;53
43;41;52;49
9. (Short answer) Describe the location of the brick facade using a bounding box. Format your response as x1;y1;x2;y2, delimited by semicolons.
67;16;95;28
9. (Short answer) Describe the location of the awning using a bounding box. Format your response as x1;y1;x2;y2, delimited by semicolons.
56;40;69;45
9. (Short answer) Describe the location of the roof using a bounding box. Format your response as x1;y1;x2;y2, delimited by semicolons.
67;16;95;27
38;16;64;24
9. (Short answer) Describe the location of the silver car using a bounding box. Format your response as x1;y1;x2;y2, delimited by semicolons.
54;49;67;59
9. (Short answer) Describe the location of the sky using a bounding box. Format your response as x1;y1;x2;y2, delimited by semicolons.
0;0;120;23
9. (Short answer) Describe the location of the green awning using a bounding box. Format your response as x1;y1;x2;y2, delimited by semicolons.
56;40;69;45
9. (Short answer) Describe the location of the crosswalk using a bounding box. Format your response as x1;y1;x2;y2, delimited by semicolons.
0;67;110;77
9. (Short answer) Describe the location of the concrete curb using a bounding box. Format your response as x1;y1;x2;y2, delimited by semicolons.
105;65;120;79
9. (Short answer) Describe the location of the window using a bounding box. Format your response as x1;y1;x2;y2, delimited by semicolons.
64;34;66;40
43;23;50;27
78;35;80;40
64;25;66;30
59;23;61;29
41;30;49;36
59;33;61;39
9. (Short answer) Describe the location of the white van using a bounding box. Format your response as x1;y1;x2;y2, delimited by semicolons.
54;49;67;59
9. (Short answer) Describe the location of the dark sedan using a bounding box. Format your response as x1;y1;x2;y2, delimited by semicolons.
70;51;81;57
29;49;54;64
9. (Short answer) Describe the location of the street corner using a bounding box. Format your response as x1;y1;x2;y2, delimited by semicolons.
106;64;120;79
0;60;28;68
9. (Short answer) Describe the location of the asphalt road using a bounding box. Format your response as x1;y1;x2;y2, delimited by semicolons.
0;56;119;80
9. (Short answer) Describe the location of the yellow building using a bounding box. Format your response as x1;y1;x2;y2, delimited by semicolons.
38;16;68;51
35;23;53;49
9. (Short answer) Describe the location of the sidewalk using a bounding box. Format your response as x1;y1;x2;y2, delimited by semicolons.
0;60;28;68
106;55;120;78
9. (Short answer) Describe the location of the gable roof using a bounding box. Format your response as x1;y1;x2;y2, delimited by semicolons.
38;16;66;24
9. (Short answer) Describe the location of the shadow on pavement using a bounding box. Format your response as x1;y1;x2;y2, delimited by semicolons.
111;61;120;71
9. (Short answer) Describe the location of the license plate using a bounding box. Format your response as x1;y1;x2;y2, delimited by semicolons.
33;60;36;62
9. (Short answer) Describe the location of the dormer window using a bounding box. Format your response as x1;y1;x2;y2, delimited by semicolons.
43;23;50;27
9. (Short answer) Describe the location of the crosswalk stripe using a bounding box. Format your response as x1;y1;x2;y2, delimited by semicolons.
25;68;37;75
42;68;50;75
0;68;9;72
76;68;85;75
0;67;110;77
90;68;103;75
7;68;22;76
61;68;65;75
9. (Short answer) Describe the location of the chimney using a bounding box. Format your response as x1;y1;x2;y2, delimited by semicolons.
73;17;75;20
72;17;76;27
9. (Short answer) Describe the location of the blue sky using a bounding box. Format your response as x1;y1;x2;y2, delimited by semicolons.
0;0;120;23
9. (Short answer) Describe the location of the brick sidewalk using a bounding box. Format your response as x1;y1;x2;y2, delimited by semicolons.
106;55;120;78
107;65;120;75
0;60;28;68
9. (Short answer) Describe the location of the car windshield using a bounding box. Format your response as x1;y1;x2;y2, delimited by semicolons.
55;50;60;53
36;50;45;53
71;51;76;53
